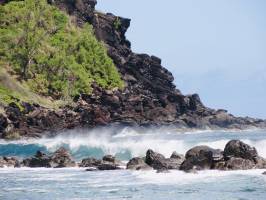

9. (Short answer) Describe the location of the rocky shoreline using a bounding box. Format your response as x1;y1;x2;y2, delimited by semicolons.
0;0;266;139
1;140;266;175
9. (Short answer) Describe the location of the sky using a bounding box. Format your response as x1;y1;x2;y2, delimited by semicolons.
97;0;266;119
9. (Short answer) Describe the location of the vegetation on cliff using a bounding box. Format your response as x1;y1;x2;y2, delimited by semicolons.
0;0;123;106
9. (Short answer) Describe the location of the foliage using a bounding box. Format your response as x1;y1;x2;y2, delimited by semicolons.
0;0;123;99
114;17;122;30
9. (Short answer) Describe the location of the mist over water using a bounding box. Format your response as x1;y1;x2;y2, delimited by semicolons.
1;127;266;200
1;127;266;160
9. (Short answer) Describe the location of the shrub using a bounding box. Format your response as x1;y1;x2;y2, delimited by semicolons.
0;0;123;99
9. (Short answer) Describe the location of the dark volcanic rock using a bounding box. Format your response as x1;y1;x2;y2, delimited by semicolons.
222;157;255;170
145;149;184;170
145;149;167;170
23;148;76;168
127;157;152;170
79;157;102;167
23;151;52;168
51;147;76;168
97;163;122;170
80;155;123;171
0;114;8;133
224;140;258;161
180;146;223;171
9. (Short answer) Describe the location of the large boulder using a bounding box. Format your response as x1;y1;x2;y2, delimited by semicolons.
145;149;167;170
50;147;76;168
145;149;185;170
224;140;258;161
127;157;152;170
180;146;223;171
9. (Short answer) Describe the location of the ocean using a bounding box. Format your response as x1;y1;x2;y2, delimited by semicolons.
0;127;266;200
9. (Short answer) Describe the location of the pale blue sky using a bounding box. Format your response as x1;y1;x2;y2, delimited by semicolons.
97;0;266;119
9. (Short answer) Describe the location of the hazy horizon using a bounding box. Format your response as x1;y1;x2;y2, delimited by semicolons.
97;0;266;119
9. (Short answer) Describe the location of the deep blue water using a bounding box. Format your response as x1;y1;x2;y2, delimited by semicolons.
0;127;266;200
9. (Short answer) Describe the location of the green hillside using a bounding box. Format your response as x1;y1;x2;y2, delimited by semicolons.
0;0;123;108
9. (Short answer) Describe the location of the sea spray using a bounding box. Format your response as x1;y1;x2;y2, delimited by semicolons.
0;127;266;160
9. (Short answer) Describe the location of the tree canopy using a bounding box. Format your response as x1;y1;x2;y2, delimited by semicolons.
0;0;123;99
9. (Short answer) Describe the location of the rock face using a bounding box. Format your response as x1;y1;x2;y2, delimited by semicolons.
0;0;266;138
22;148;76;168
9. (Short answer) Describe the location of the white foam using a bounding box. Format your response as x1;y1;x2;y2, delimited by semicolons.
134;169;266;185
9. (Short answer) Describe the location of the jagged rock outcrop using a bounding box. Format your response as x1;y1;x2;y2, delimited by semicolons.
0;0;265;138
22;148;76;168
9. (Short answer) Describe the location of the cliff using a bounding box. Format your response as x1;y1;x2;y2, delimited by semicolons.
0;0;265;139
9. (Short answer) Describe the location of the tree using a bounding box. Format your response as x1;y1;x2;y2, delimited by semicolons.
0;0;123;98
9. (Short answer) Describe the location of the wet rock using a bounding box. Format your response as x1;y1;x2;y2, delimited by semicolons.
127;157;152;170
23;151;52;168
79;157;102;167
170;151;185;160
262;171;266;175
51;147;76;168
102;154;124;166
0;114;8;133
23;148;76;168
145;149;184;170
223;157;255;170
97;163;122;170
255;157;266;169
145;149;167;170
224;140;258;161
180;146;223;171
0;156;19;168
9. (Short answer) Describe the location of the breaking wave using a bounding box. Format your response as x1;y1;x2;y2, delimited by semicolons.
0;127;266;161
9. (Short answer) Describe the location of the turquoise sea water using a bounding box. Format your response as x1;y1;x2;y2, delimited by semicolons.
0;127;266;200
